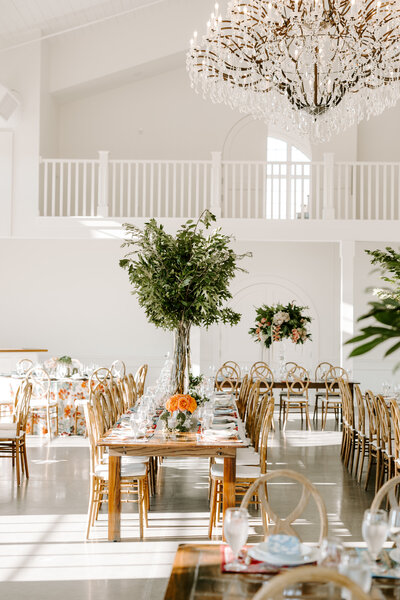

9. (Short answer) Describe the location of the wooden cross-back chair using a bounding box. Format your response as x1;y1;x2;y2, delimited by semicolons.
339;378;356;474
320;366;348;430
89;367;113;399
250;361;271;381
135;364;148;397
252;566;370;600
214;363;239;395
354;384;368;483
208;398;275;537
27;366;58;438
16;358;33;375
236;374;249;420
240;469;328;544
313;361;333;419
363;390;381;492
280;365;311;431
222;361;241;378
244;380;261;440
371;474;400;513
127;374;138;409
83;402;149;540
376;394;394;489
0;379;32;485
391;399;400;478
110;359;126;379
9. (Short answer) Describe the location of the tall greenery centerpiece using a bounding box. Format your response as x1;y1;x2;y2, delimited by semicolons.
120;211;250;393
347;247;400;366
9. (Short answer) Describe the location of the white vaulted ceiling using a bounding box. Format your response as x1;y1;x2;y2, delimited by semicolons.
0;0;165;50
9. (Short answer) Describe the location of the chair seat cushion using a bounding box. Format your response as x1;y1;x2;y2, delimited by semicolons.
211;463;261;479
214;448;259;466
103;454;150;465
94;462;147;478
0;423;17;435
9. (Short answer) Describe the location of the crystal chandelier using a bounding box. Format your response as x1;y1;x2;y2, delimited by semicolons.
186;0;400;142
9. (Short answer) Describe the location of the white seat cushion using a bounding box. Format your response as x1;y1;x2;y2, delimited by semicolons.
103;454;150;465
94;462;147;479
211;463;261;479
214;448;259;466
0;423;17;437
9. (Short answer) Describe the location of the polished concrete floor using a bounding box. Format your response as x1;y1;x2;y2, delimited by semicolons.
0;413;375;600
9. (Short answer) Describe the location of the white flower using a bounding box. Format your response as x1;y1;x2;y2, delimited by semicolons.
273;311;290;326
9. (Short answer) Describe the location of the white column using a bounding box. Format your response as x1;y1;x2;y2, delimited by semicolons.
97;150;109;217
0;131;13;236
322;152;335;219
211;151;222;218
340;241;355;374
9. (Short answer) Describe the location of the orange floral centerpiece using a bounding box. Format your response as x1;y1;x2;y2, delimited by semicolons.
161;394;198;433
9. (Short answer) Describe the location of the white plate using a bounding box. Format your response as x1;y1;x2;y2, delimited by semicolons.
389;548;400;564
248;543;319;567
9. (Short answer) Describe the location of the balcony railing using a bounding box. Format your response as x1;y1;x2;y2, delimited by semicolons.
39;151;400;220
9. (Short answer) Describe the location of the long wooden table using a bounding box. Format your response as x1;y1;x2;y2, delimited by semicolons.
97;430;247;542
164;543;398;600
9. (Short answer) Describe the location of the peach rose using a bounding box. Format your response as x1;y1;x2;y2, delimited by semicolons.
166;395;179;413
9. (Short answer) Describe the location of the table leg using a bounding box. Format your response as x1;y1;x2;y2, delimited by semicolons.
108;455;121;542
223;455;236;517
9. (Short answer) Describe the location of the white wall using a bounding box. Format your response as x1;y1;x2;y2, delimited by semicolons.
0;237;342;383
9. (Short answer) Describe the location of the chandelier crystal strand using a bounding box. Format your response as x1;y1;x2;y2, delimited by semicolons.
186;0;400;142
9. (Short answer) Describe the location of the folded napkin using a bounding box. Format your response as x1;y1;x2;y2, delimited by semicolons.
203;428;238;439
212;416;236;423
210;422;236;430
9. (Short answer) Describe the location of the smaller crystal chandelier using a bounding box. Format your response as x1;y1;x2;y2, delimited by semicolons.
186;0;400;142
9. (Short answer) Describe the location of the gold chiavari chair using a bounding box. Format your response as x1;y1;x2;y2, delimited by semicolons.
280;365;311;431
252;566;370;600
214;363;240;395
84;402;149;540
353;385;369;483
135;364;148;398
364;390;381;492
313;361;333;419
391;399;400;477
250;361;271;381
28;366;58;438
208;398;275;537
0;379;32;485
321;366;348;430
240;469;328;544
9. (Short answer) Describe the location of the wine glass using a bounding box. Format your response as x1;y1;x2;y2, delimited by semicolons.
362;509;388;562
388;508;400;548
318;537;344;568
339;550;372;595
223;507;249;571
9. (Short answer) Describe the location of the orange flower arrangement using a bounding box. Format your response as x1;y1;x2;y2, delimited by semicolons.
166;394;197;414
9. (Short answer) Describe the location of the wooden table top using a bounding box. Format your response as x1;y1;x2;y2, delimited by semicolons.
164;544;397;600
98;429;247;457
0;348;48;353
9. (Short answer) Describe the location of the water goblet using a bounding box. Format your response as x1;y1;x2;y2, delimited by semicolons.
130;415;140;439
339;550;372;596
388;508;400;548
223;507;249;571
318;537;344;568
362;509;388;563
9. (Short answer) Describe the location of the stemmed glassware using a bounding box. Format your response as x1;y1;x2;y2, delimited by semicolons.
388;508;400;560
223;508;249;571
362;509;388;563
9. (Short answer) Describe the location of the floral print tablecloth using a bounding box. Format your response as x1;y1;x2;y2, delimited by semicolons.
0;376;88;436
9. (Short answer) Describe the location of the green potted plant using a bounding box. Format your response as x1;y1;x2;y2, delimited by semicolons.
120;210;250;393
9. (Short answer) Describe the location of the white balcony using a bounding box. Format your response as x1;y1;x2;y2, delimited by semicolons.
39;152;400;220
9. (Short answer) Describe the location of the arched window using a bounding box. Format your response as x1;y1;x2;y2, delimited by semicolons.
266;136;311;219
